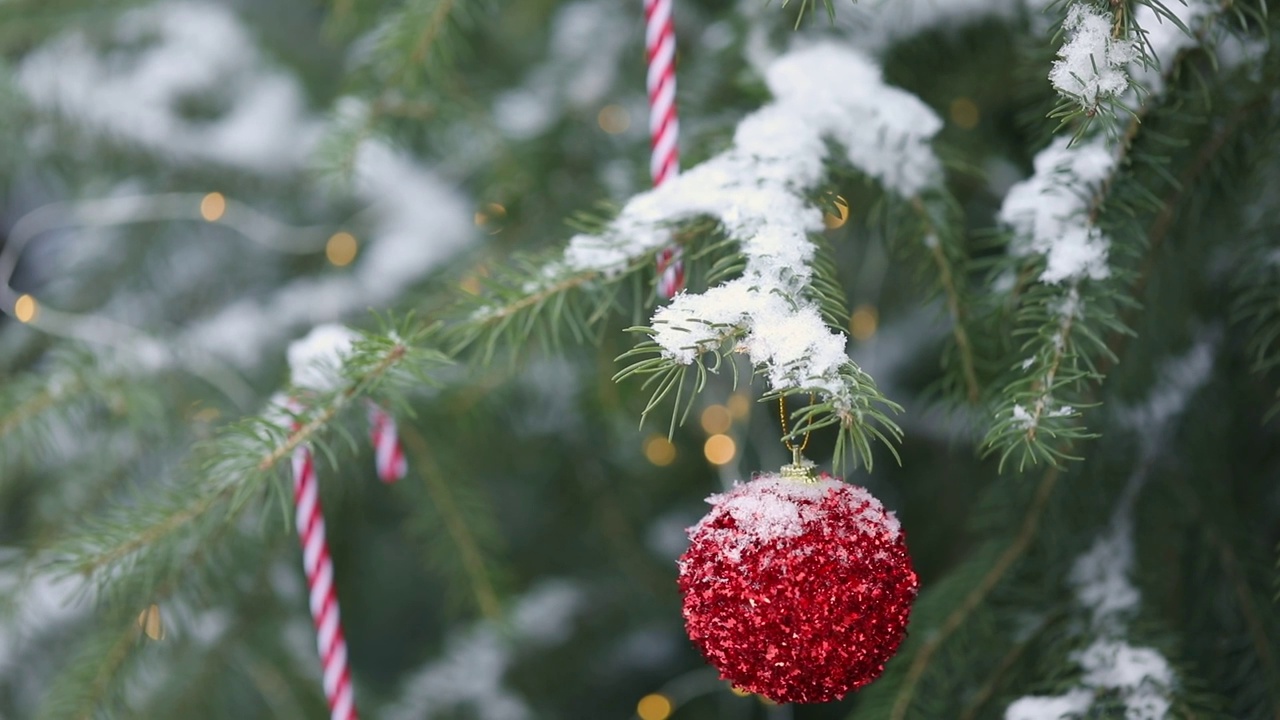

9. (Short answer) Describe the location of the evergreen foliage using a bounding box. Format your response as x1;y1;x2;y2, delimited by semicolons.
0;0;1277;719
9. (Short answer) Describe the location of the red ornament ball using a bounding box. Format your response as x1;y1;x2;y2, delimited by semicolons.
677;472;918;704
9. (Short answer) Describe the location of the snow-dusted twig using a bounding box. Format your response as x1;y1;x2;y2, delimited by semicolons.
1005;336;1217;720
490;42;946;467
985;0;1225;469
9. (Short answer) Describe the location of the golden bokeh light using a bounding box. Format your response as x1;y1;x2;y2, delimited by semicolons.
191;406;222;424
700;404;732;435
636;693;673;720
460;263;490;294
13;294;37;323
137;603;165;640
325;231;359;267
200;192;226;222
460;275;482;294
949;97;980;130
849;304;879;341
823;195;850;230
727;393;751;420
474;203;507;234
704;434;736;465
598;104;631;135
643;435;677;466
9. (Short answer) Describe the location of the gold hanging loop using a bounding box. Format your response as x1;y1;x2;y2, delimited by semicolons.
778;394;817;482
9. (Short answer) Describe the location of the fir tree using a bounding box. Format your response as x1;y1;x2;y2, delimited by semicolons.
1;1;1278;719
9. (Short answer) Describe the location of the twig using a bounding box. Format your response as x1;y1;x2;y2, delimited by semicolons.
256;343;406;471
399;423;504;622
890;465;1061;720
913;197;981;404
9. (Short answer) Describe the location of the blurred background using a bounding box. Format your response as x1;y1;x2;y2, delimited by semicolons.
1;1;1277;719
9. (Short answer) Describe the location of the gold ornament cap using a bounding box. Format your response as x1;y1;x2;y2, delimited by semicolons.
780;447;818;482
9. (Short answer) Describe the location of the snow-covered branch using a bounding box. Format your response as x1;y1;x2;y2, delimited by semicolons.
986;0;1227;468
523;43;940;462
1005;336;1217;720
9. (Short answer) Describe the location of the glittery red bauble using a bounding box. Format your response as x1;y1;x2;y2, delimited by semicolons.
677;472;918;704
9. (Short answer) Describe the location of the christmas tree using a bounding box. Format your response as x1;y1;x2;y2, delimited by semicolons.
1;0;1278;718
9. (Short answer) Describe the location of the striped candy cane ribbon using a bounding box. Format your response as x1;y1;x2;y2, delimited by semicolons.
291;418;358;720
645;0;684;299
366;402;407;483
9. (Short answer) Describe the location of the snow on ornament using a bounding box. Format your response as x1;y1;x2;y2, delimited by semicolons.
677;461;918;704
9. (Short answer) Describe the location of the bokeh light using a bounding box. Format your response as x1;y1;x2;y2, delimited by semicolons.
704;434;736;465
13;294;37;323
325;231;358;267
598;104;631;134
644;435;677;466
700;404;732;435
200;192;226;222
636;693;672;720
824;195;849;229
849;304;878;341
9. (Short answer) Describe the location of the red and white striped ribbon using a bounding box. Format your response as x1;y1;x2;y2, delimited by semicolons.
366;402;406;483
291;422;358;720
645;0;684;299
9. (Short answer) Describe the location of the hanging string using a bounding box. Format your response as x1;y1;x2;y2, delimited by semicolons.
778;394;815;466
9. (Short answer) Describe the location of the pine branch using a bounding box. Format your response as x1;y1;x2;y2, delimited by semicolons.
34;590;158;720
1168;472;1280;716
984;1;1233;469
780;0;837;28
0;351;166;476
59;325;443;600
957;612;1059;720
374;0;474;90
912;194;981;404
885;465;1061;720
399;423;506;622
478;44;946;468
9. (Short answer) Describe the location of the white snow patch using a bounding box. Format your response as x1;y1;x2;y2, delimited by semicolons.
835;0;1025;53
1076;639;1174;708
1005;688;1094;720
17;2;320;172
185;137;473;368
1001;135;1114;285
509;582;582;646
1130;0;1217;98
491;0;631;140
1116;333;1217;440
1050;5;1140;110
387;581;584;720
690;474;901;563
1070;528;1140;626
0;554;89;674
524;43;940;408
286;324;357;392
1005;339;1216;720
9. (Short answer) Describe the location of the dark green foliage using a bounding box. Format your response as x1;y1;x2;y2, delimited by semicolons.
1;1;1278;719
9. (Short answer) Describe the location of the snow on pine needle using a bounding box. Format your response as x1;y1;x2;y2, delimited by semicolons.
503;43;942;460
1005;337;1216;720
1000;135;1115;286
1049;0;1223;116
987;1;1224;465
1049;4;1140;114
